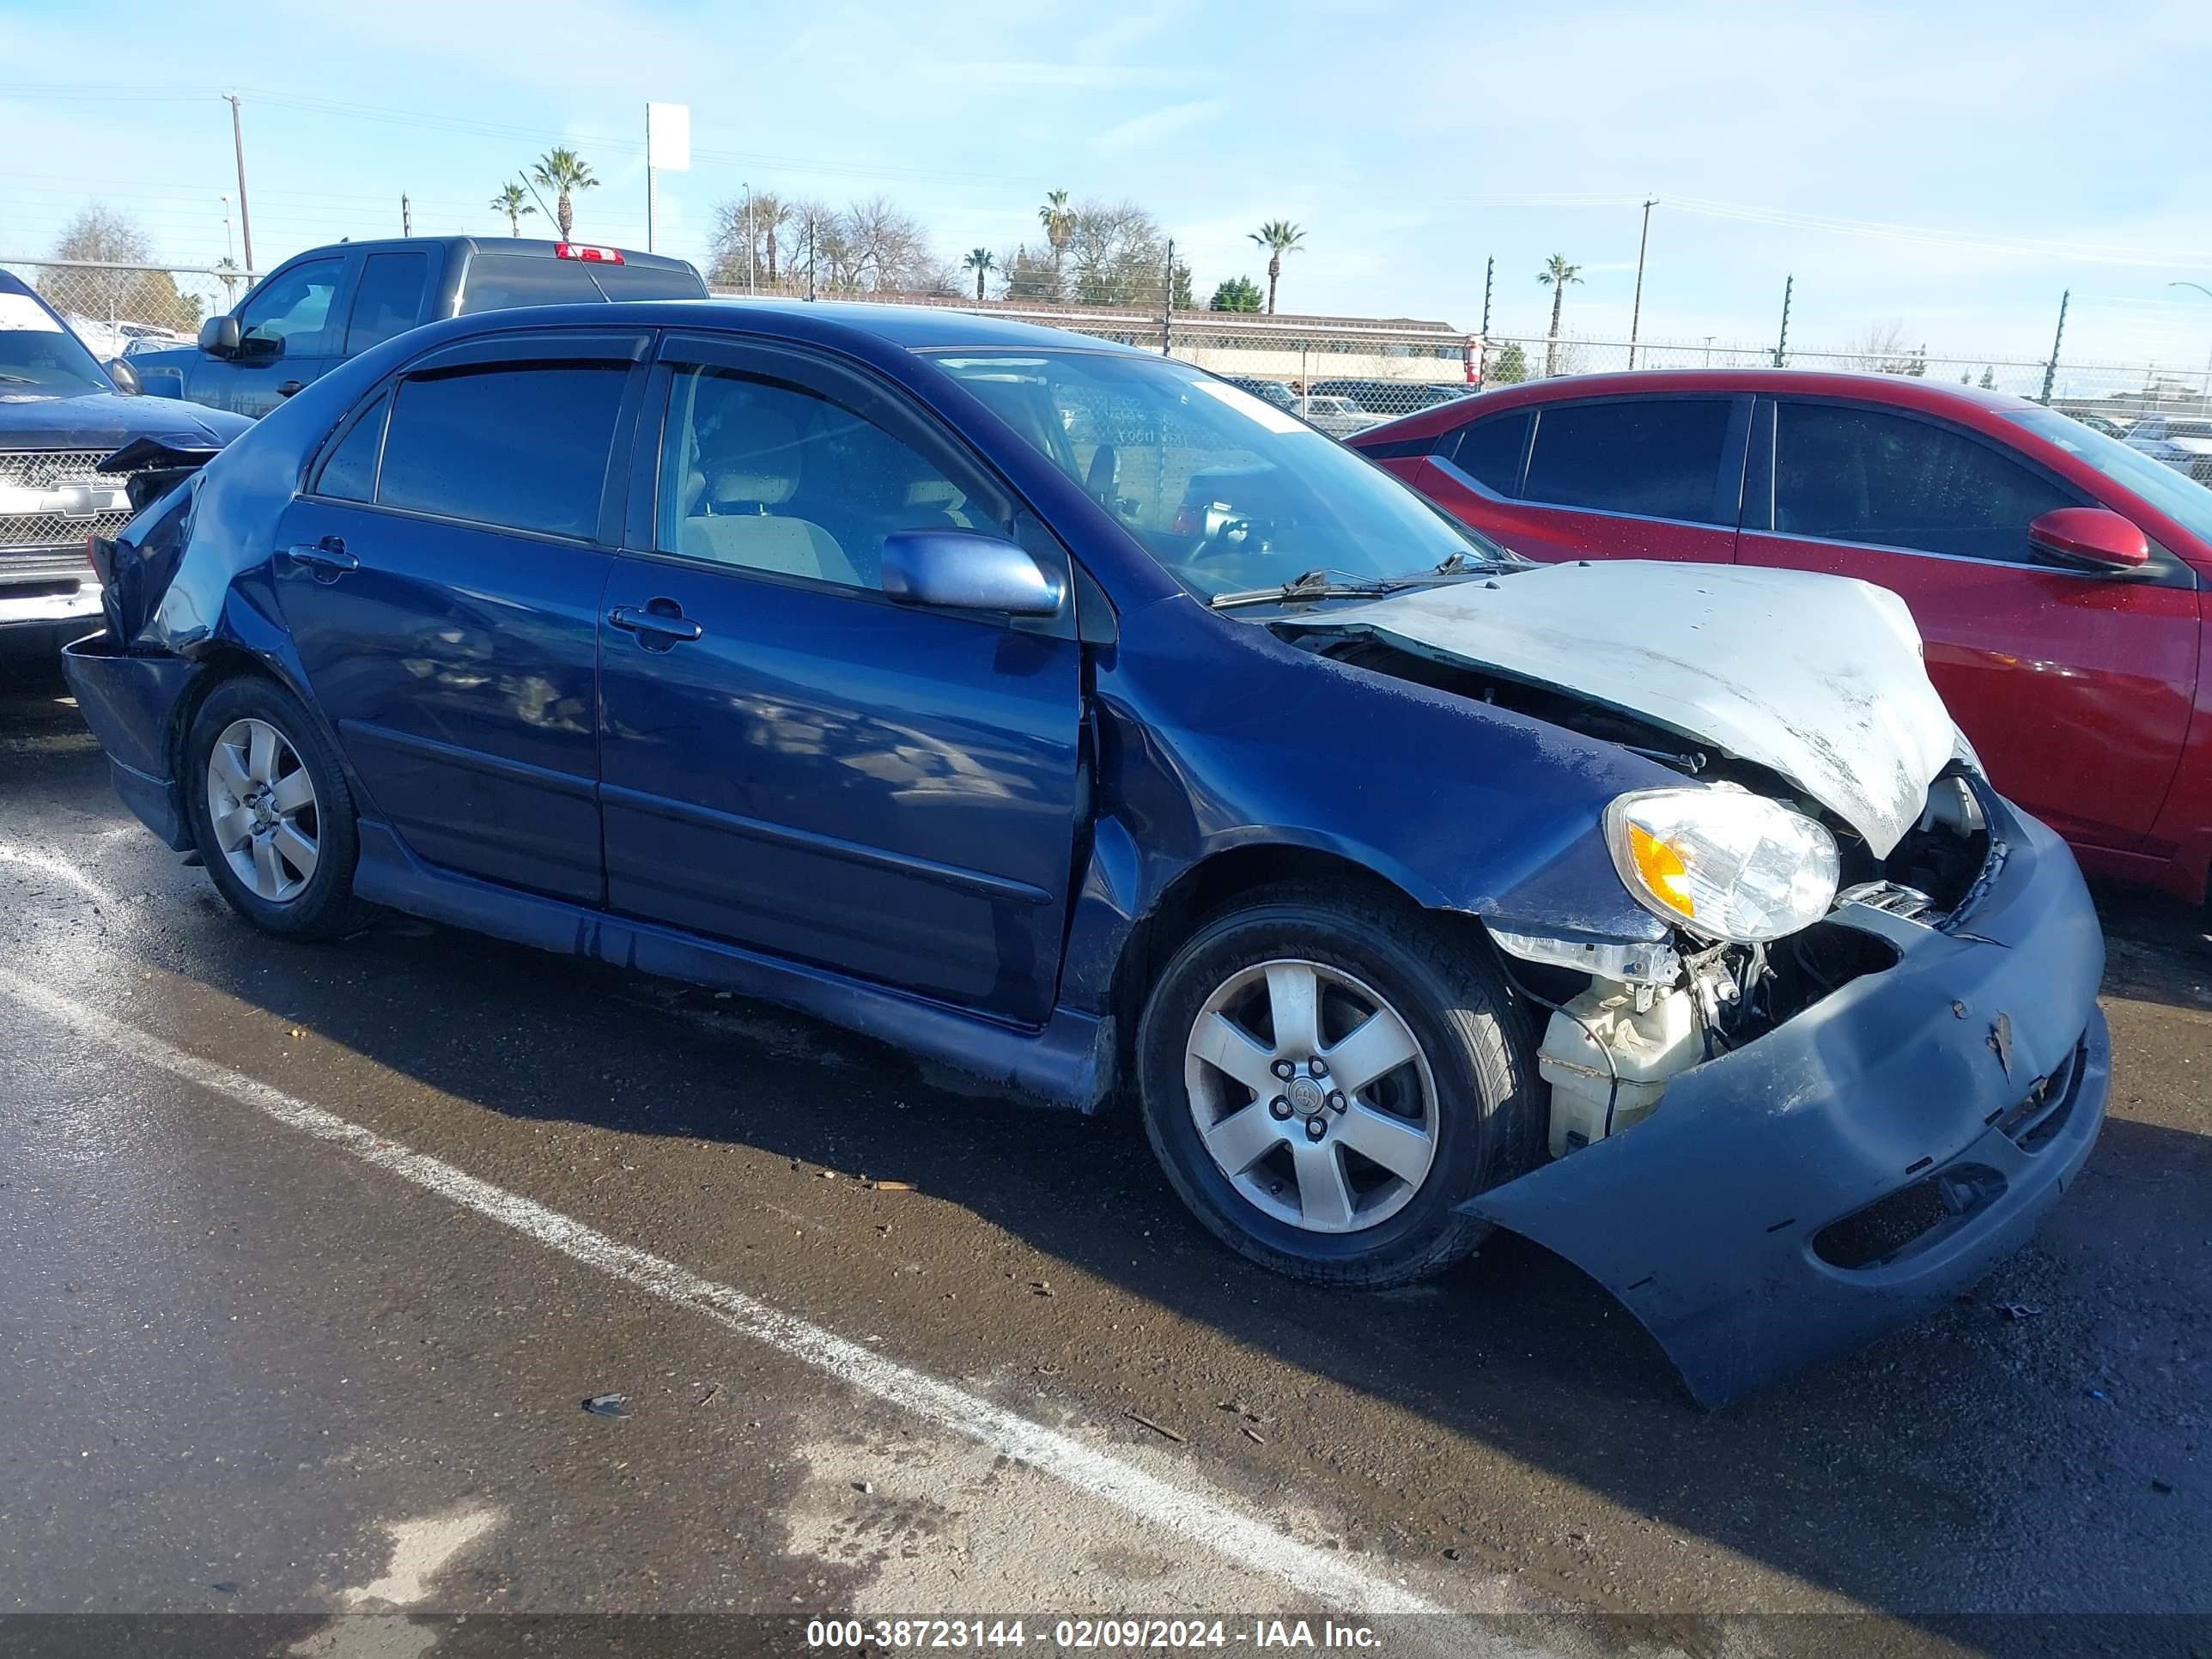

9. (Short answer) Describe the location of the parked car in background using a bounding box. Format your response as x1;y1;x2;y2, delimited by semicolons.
0;270;248;659
1310;378;1474;420
1352;369;2212;905
1292;392;1382;439
129;237;706;419
2123;414;2212;483
64;302;2109;1407
2070;410;2129;439
1224;375;1300;412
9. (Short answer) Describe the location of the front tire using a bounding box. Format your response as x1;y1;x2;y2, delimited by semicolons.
185;674;360;939
1136;885;1540;1288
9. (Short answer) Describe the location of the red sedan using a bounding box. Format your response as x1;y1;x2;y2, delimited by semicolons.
1352;370;2212;905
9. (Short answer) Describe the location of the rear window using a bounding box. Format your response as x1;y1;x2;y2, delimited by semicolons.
345;252;430;353
459;253;703;314
1522;398;1738;525
375;362;627;538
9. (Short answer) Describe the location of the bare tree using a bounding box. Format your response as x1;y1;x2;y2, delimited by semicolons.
1848;319;1920;375
1066;199;1169;307
40;205;201;331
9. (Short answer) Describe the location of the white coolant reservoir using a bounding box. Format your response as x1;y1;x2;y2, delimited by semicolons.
1538;980;1704;1158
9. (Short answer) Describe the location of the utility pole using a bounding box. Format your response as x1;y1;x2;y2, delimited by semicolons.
2040;289;2069;405
222;94;254;273
745;184;757;294
805;213;817;302
1772;274;1794;368
1627;196;1656;369
401;194;411;236
1161;238;1174;356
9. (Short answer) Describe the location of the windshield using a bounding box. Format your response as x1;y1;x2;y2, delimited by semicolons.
2008;407;2212;544
928;349;1506;599
0;288;111;395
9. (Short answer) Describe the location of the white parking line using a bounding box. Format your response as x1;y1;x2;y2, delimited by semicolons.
1;969;1471;1626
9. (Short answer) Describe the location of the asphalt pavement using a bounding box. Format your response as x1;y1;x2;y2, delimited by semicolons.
2;659;2207;1659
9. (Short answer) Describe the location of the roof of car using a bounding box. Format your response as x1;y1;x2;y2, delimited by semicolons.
1352;366;2040;446
419;295;1157;356
266;235;699;272
714;298;1156;351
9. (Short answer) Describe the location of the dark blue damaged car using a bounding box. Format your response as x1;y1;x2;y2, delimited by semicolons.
61;301;2110;1406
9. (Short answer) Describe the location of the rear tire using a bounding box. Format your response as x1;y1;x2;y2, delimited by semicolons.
185;673;360;940
1135;884;1540;1288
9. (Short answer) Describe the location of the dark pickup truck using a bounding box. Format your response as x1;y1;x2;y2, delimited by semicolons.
131;236;706;418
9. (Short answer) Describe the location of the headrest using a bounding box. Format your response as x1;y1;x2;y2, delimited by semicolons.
702;401;804;508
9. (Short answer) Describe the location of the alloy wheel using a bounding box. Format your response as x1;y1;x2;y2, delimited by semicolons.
1182;957;1439;1234
205;716;321;904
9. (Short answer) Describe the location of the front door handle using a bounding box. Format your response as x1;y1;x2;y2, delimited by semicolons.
277;380;304;398
283;538;358;576
607;601;704;646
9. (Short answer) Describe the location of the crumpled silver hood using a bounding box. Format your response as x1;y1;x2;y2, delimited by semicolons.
1292;560;1960;858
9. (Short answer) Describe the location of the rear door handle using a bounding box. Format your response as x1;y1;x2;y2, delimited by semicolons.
607;602;703;645
283;538;358;576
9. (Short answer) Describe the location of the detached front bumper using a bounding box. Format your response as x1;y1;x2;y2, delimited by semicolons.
1464;797;2110;1408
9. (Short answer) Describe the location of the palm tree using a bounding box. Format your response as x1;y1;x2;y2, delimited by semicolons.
1249;221;1304;315
489;182;536;238
1038;189;1075;278
963;247;996;302
214;256;242;302
530;148;599;240
1536;254;1583;376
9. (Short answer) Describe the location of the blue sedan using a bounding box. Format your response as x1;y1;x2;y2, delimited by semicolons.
62;301;2107;1406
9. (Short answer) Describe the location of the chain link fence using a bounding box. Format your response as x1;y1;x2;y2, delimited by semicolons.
1477;334;2212;430
10;257;2208;440
3;258;254;361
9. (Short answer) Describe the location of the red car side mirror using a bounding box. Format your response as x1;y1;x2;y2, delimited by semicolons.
2027;507;2149;573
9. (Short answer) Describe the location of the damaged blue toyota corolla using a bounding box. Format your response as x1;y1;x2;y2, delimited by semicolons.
61;302;2109;1406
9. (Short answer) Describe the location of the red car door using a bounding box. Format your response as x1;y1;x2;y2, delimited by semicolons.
1736;396;2198;860
1412;394;1748;566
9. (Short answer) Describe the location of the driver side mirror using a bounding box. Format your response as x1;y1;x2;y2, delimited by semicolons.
198;316;241;358
104;358;142;396
2027;507;2149;574
881;529;1065;617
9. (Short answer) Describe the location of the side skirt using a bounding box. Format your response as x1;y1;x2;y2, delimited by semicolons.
351;822;1115;1113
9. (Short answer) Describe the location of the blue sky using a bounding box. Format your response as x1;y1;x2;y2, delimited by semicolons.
4;0;2211;366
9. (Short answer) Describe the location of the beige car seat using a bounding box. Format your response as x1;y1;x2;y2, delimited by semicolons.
680;400;860;586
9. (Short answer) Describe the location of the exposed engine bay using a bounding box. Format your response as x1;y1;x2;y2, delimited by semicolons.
1304;629;2000;1159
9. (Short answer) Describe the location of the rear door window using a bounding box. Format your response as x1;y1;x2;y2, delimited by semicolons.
1522;398;1741;525
1774;402;2079;562
344;252;430;353
1446;411;1530;495
375;362;628;538
314;391;389;501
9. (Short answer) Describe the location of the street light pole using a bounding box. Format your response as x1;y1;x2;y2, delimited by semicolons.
745;184;757;295
1627;196;1656;369
222;94;254;273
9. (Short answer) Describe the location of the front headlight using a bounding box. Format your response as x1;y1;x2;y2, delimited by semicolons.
1605;786;1839;942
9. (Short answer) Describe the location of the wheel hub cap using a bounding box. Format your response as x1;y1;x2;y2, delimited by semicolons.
1285;1075;1328;1118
